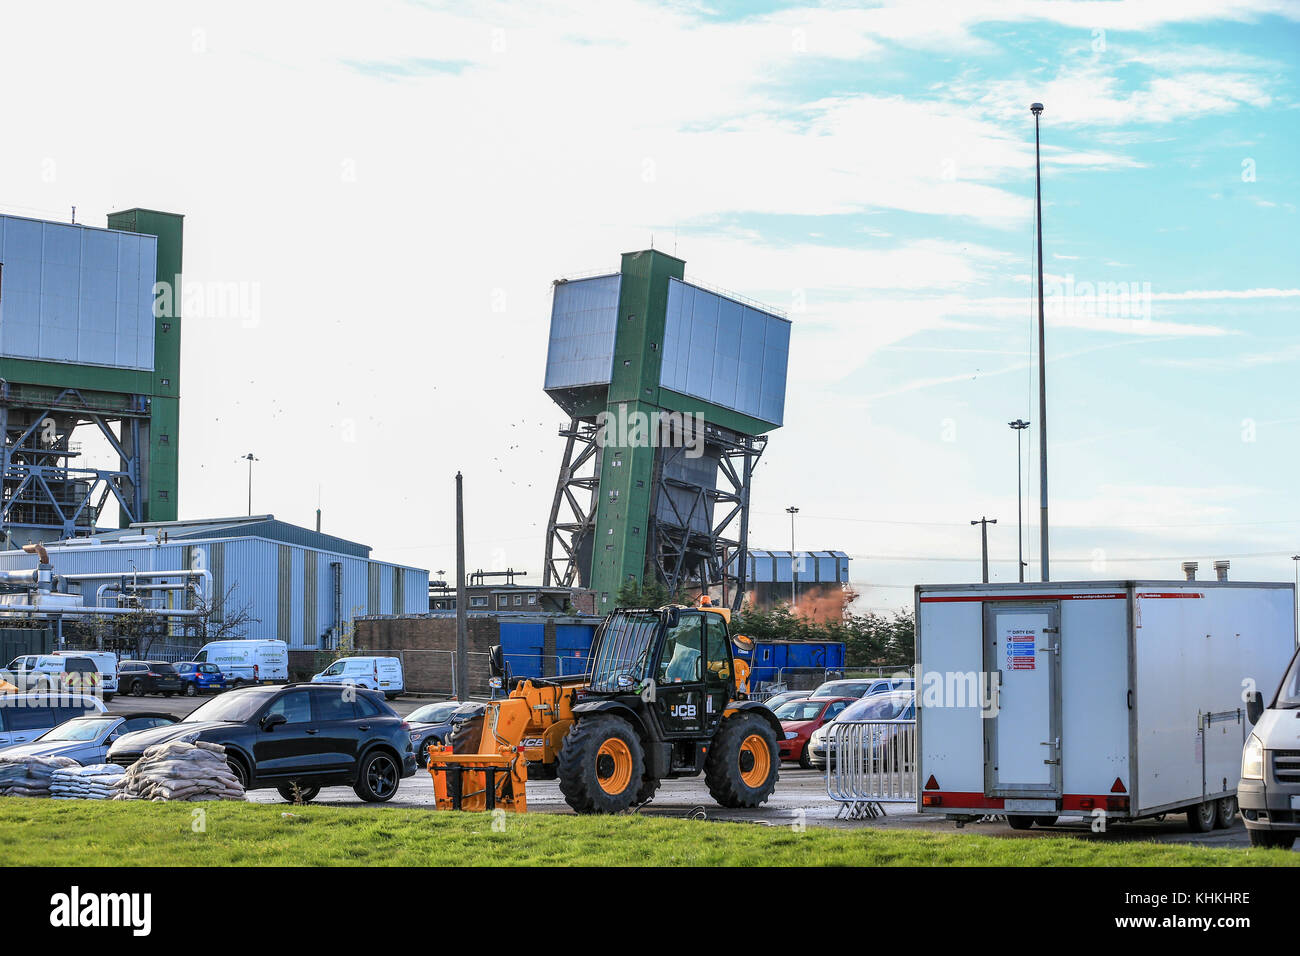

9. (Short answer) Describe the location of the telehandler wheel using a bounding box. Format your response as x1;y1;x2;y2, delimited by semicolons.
705;713;779;809
557;715;645;814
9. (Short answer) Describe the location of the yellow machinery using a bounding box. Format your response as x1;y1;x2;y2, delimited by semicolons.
427;599;776;814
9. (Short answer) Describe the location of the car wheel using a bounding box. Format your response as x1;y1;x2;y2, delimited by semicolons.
163;690;175;697
354;751;400;802
798;746;813;770
416;736;442;767
130;681;145;697
277;783;321;804
183;683;197;697
1248;828;1296;849
227;755;251;791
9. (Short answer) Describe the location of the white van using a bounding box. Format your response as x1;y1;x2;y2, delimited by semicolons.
52;651;118;699
1240;644;1300;849
4;654;108;698
312;656;404;699
193;639;288;686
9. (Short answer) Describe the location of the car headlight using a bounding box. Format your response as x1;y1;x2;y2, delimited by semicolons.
784;731;799;740
1242;733;1265;780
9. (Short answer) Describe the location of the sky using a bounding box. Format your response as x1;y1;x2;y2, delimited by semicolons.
1;0;1298;612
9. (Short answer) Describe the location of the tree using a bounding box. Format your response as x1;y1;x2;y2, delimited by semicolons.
733;602;914;668
615;577;682;609
185;583;262;645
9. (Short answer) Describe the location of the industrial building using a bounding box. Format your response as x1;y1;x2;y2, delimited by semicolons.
541;250;790;612
1;209;184;545
734;549;852;616
0;515;428;670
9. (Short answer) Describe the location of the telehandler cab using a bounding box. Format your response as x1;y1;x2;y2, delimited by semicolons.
427;599;781;814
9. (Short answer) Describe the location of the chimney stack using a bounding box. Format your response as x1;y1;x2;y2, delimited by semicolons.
1182;561;1198;581
1214;560;1230;582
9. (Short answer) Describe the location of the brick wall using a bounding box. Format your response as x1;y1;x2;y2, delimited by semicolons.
355;615;502;696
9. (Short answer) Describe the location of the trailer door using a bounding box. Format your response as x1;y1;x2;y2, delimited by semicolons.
984;603;1061;800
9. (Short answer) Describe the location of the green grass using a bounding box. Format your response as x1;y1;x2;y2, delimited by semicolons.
3;799;1294;866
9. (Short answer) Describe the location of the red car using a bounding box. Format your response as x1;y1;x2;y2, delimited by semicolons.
775;696;854;768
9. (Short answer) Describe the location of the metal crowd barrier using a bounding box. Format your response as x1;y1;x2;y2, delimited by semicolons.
824;718;917;819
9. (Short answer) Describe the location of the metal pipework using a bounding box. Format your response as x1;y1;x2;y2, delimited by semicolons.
60;568;212;604
0;604;205;618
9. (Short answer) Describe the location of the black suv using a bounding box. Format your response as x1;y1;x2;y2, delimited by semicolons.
118;661;183;697
106;683;417;802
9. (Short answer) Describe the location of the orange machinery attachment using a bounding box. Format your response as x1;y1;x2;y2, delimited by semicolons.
427;678;579;812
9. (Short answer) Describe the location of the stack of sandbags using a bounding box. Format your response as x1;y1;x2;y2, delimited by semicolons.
50;764;126;800
0;754;79;797
112;740;245;802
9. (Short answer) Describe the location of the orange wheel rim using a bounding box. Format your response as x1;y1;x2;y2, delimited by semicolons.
596;738;633;795
739;734;771;787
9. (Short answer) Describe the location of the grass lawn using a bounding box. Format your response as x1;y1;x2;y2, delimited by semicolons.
3;799;1294;866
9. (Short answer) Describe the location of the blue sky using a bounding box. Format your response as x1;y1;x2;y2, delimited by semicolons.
1;1;1297;609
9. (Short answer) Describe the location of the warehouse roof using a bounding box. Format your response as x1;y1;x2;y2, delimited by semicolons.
102;514;372;559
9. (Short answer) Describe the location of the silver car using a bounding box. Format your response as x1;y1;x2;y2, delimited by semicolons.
0;712;178;765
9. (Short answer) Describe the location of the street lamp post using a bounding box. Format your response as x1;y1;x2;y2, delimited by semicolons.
786;506;799;609
1292;554;1299;638
241;453;258;516
972;517;997;584
1031;102;1050;582
1009;419;1030;582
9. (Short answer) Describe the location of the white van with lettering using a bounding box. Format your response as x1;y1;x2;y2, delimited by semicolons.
312;656;404;700
193;640;288;686
1240;644;1300;850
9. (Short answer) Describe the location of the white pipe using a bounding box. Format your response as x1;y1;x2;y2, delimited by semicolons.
0;604;205;618
62;568;212;604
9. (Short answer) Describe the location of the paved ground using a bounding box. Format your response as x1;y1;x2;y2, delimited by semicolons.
108;692;1286;850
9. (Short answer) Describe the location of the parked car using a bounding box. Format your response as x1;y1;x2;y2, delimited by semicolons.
760;689;815;711
117;661;183;697
406;700;463;767
0;693;107;748
106;683;418;803
0;712;178;764
775;696;854;768
176;662;228;696
4;654;104;696
809;676;913;700
193;639;288;685
807;690;915;770
311;656;405;699
1241;644;1300;849
52;651;119;700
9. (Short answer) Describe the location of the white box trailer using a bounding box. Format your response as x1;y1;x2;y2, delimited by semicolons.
915;580;1296;828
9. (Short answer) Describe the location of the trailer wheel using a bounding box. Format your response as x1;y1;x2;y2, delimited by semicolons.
705;713;779;809
557;715;645;814
1186;800;1219;833
1033;815;1059;827
1248;828;1296;849
1213;797;1236;829
1006;815;1035;830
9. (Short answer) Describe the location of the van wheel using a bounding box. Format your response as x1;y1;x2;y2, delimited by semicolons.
1248;828;1296;849
354;751;400;802
230;679;244;689
277;784;321;804
1186;800;1219;833
1213;797;1236;828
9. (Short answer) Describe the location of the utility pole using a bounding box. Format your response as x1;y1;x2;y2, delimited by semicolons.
1031;102;1050;582
786;506;799;609
1009;419;1030;582
972;517;997;584
1292;554;1299;640
455;473;468;701
242;453;258;516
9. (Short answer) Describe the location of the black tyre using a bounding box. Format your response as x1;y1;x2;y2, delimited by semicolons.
163;691;175;697
416;736;442;768
798;745;813;770
1007;815;1035;830
103;693;115;703
354;750;401;803
557;715;645;814
130;680;145;697
705;713;779;809
1033;815;1059;827
1213;797;1236;829
226;755;250;790
1187;800;1219;833
277;783;321;803
1248;828;1296;849
184;682;197;697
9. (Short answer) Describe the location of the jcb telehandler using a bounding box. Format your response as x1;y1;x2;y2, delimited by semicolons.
427;599;781;814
